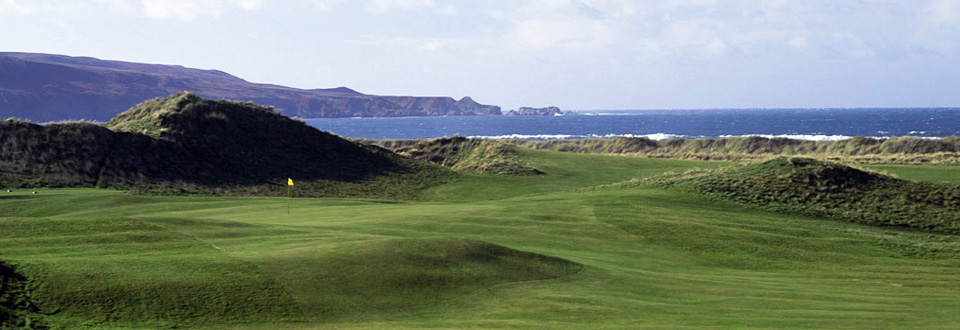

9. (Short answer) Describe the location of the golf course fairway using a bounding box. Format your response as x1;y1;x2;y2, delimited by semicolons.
2;151;960;329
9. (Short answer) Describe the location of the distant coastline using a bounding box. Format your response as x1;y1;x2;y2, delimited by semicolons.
0;52;501;122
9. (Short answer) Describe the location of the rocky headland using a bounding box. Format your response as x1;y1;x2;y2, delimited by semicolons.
505;106;564;116
0;52;501;122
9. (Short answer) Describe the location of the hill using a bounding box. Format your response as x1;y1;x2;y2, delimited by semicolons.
653;157;960;234
0;93;455;198
0;52;500;122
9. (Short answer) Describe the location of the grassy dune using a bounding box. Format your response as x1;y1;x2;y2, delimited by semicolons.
509;136;960;164
653;157;960;234
2;150;960;328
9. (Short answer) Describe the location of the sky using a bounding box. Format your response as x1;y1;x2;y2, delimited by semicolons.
2;0;960;110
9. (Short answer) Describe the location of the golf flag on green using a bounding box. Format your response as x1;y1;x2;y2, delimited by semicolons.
286;178;293;214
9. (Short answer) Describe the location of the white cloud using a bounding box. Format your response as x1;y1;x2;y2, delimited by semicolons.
350;36;453;53
788;36;810;50
704;37;729;58
366;0;436;13
237;0;261;11
908;0;960;54
422;39;443;51
309;0;343;11
922;0;960;26
506;18;614;51
140;0;261;21
496;0;636;51
437;4;457;16
0;0;35;14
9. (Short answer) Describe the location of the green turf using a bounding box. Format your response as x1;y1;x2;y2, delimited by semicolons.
863;163;960;182
420;148;728;201
2;154;960;329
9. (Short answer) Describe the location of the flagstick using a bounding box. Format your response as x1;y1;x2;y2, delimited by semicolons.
287;184;291;215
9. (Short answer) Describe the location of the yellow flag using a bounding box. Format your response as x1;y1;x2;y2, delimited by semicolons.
288;178;294;186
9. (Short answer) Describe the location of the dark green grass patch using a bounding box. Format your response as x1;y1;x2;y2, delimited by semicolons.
0;217;302;329
254;237;580;322
1;260;46;329
653;157;960;234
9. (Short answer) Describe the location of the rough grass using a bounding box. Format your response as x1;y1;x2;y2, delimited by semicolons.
509;135;960;164
1;260;45;329
652;157;960;234
370;136;544;175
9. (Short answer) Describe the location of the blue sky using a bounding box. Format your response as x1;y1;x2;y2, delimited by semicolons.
2;0;959;110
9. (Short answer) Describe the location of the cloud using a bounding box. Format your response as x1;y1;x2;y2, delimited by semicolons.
922;0;960;26
365;0;436;13
421;39;443;51
350;36;452;52
506;18;614;51
663;20;729;57
140;0;261;21
0;0;35;14
309;0;344;11
497;0;635;51
914;0;960;53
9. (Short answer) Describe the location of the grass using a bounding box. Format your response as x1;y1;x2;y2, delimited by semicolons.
862;163;960;182
2;94;457;198
2;152;960;329
651;157;960;234
420;147;728;201
371;137;545;175
509;135;960;164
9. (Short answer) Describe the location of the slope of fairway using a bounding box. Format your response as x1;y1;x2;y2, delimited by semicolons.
421;147;728;201
248;237;580;322
862;163;960;182
2;155;960;329
0;194;303;328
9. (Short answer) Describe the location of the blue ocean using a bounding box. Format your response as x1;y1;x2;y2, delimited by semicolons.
306;108;960;141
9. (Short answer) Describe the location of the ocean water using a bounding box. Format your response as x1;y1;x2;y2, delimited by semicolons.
305;108;960;141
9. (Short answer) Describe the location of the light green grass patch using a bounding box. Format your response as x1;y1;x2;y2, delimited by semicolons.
863;164;960;182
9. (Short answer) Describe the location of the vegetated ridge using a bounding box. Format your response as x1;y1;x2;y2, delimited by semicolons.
653;157;960;234
0;92;455;198
510;136;960;164
0;52;501;122
370;136;544;175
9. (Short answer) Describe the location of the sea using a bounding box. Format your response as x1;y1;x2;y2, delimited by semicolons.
305;108;960;141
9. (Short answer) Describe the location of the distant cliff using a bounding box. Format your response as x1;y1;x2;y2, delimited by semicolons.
0;52;501;122
505;106;563;116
